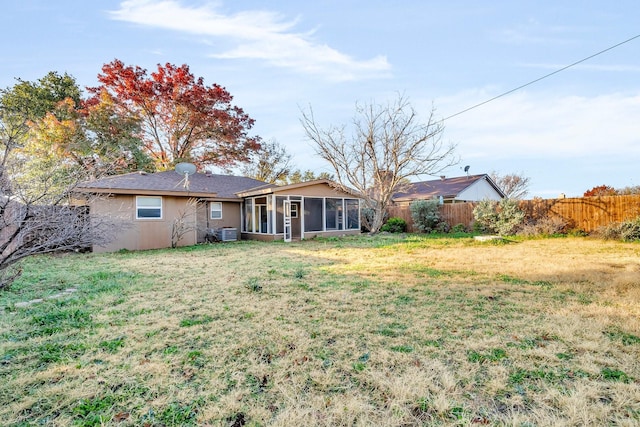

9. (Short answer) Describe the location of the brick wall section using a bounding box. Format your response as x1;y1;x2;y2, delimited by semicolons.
387;195;640;233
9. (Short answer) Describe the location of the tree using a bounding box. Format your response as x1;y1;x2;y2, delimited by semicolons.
301;94;457;233
0;136;120;289
87;59;261;171
1;72;81;170
0;71;81;126
170;198;198;248
1;72;83;198
0;74;122;289
82;90;154;174
617;185;640;195
0;166;120;289
284;169;335;185
584;185;617;197
2;72;150;178
241;139;292;183
490;171;531;200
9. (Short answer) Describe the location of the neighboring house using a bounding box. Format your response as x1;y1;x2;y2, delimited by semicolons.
392;174;505;205
76;171;361;252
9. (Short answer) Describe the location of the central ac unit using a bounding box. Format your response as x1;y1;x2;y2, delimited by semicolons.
216;228;237;242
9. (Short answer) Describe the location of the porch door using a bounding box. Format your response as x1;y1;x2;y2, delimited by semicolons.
283;200;292;242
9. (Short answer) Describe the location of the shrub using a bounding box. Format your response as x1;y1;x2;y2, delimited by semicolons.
518;216;568;237
381;217;407;233
410;199;441;233
451;223;467;233
473;199;525;236
596;216;640;242
619;217;640;241
472;200;498;233
435;221;450;233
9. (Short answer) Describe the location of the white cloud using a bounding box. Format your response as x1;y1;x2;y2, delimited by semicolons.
109;0;391;81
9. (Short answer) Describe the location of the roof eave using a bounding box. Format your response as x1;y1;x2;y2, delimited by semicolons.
75;187;218;198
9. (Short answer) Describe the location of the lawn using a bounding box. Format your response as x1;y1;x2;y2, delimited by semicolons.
1;234;639;426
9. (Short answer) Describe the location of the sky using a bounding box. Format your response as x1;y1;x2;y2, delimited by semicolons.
1;0;639;198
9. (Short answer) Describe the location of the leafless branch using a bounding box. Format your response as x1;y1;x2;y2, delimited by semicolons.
301;94;457;233
170;198;198;248
490;171;531;200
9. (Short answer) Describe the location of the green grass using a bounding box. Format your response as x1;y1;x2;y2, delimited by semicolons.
467;348;508;363
605;326;640;345
0;235;639;426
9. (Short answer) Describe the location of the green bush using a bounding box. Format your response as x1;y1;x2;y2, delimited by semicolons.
381;217;407;233
472;199;525;236
435;221;450;233
597;216;640;242
410;199;441;233
619;217;640;241
451;223;467;233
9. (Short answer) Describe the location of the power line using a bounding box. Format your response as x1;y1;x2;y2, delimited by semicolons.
441;33;640;122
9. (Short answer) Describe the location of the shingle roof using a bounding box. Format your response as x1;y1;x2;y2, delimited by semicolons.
77;171;274;199
393;174;502;201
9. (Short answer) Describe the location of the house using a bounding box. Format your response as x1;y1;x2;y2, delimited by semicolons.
392;174;505;205
75;171;362;252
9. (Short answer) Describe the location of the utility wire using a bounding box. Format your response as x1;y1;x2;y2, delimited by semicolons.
441;33;640;122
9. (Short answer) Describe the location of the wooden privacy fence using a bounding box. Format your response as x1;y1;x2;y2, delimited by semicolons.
387;195;640;233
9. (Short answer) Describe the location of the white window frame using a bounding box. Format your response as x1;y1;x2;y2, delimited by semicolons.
136;196;162;219
290;203;298;218
210;202;223;219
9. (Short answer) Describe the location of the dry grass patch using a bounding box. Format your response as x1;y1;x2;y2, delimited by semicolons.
1;235;639;426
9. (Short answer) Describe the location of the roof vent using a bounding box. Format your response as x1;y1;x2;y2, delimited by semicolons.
205;171;213;177
440;175;446;181
138;171;148;175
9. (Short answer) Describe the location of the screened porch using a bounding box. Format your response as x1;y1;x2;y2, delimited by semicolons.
242;195;360;241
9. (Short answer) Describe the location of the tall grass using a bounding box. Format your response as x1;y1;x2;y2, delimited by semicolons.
1;235;639;426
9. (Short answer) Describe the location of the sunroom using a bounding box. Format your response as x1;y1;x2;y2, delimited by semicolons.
238;180;362;242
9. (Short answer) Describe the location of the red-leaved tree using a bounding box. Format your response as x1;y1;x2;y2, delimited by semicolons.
583;185;617;197
87;60;261;170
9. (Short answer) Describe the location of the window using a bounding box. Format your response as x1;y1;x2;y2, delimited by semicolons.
276;197;286;233
136;196;162;219
325;198;343;230
253;203;268;233
290;203;298;218
304;198;323;232
210;202;222;219
346;199;360;230
243;199;253;232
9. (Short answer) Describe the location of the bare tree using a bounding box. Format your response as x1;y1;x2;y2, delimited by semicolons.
0;169;121;289
240;139;292;184
490;171;531;200
0;76;121;290
301;94;457;233
170;198;198;248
